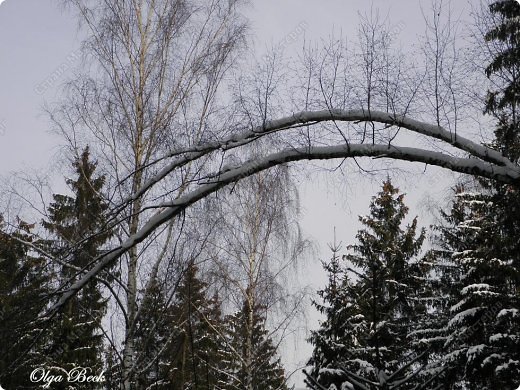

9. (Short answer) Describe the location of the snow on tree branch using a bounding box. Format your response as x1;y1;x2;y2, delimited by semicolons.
125;109;518;207
49;129;520;317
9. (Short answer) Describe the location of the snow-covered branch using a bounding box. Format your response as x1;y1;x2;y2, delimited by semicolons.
49;138;520;316
123;109;517;209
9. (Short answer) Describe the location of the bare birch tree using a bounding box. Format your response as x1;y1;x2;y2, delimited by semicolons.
207;162;308;389
48;0;247;387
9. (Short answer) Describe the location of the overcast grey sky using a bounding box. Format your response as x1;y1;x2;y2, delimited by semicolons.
0;0;474;387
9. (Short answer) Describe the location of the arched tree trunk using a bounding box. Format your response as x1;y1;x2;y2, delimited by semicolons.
47;109;520;316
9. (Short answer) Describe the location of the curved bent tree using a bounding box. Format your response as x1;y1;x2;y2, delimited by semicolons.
48;108;520;316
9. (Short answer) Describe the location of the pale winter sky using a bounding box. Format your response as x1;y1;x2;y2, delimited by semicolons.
0;0;475;387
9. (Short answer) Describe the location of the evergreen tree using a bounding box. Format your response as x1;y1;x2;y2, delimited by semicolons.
482;0;520;269
133;277;177;389
480;3;520;384
306;242;366;388
424;187;520;389
417;2;520;387
412;5;520;387
166;261;224;390
104;343;123;390
220;292;288;390
306;179;428;389
131;261;226;390
484;0;520;161
0;217;49;389
42;147;112;387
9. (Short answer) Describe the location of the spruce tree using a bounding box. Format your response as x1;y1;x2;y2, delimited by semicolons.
482;0;520;265
42;147;112;387
133;277;177;389
482;3;520;384
220;293;288;390
306;243;365;388
346;180;425;379
425;187;520;389
167;261;224;390
0;217;49;389
413;5;520;387
484;0;520;162
418;2;520;387
306;179;428;389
